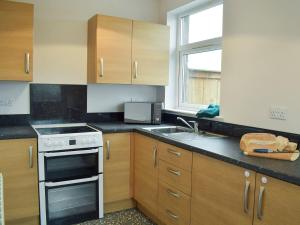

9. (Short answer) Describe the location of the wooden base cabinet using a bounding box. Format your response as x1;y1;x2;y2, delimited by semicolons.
0;1;33;81
0;139;39;225
253;174;300;225
191;153;255;225
134;134;159;217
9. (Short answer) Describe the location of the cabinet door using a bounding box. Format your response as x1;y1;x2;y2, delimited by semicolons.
132;21;170;85
191;153;255;225
103;133;131;203
253;174;300;225
88;15;132;84
0;139;39;225
0;1;33;81
134;133;158;217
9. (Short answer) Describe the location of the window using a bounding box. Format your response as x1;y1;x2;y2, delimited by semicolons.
177;2;223;110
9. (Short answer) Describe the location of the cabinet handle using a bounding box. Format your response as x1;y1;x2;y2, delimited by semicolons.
167;189;181;198
167;168;181;176
134;61;138;78
244;180;250;213
257;186;265;220
28;146;33;168
166;210;178;220
99;58;104;77
167;148;181;157
153;145;157;167
25;52;30;74
106;140;110;160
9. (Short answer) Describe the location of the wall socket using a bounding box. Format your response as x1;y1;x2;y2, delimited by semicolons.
269;106;287;120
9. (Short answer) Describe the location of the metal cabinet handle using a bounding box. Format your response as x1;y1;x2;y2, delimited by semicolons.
167;189;180;198
99;58;104;77
167;148;181;157
166;210;178;220
153;145;157;167
25;52;30;74
106;140;110;160
244;180;250;213
257;186;265;220
134;61;138;78
167;168;181;176
29;145;33;168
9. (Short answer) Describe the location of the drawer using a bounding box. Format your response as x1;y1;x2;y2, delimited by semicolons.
158;142;192;171
158;181;190;225
159;160;191;195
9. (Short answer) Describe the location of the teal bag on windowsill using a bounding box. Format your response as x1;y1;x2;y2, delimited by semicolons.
196;104;220;118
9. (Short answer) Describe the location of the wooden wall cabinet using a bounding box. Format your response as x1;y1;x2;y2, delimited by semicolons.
134;133;159;217
87;14;170;86
0;1;33;81
0;139;39;225
253;174;300;225
132;21;169;86
191;153;255;225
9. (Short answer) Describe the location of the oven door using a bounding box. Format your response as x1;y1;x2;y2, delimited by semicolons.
40;148;100;182
40;175;103;225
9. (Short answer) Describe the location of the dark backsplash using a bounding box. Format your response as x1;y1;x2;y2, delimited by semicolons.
30;84;87;123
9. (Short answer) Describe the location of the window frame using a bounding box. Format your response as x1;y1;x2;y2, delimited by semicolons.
176;0;224;111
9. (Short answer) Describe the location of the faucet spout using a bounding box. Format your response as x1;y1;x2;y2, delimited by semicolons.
177;117;193;130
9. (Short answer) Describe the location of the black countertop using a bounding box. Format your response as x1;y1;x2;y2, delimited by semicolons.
91;122;300;186
0;126;37;140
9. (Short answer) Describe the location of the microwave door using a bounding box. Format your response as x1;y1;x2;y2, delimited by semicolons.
125;104;152;123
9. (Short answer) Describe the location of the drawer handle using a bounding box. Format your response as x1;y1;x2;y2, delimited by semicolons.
167;189;181;198
106;140;110;160
28;145;33;168
167;148;181;157
99;58;104;77
166;210;178;220
25;52;30;74
153;145;158;167
244;180;250;213
167;168;181;176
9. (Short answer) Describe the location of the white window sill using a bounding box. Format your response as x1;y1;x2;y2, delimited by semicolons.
164;108;224;122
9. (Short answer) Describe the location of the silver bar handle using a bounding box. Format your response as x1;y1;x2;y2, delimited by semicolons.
167;168;181;176
106;140;110;160
25;52;30;74
257;186;265;220
244;180;250;213
45;148;98;157
134;61;138;78
167;148;181;157
153;145;157;167
29;145;33;168
100;58;104;77
167;189;180;198
166;210;178;220
45;176;99;187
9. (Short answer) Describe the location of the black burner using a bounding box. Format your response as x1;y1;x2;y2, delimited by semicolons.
36;126;97;135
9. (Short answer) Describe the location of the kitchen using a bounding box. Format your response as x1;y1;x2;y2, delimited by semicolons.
0;0;300;225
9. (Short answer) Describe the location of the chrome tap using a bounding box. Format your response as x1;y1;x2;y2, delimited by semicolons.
177;117;198;133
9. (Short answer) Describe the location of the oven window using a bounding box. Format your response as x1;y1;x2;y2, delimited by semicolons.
45;153;98;181
46;181;98;225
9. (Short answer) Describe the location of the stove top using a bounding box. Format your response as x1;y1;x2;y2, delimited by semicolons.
36;126;97;135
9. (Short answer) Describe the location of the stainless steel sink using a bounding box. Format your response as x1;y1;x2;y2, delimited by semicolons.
144;126;227;140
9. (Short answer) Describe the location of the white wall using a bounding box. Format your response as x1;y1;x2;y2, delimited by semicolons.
1;0;162;115
162;0;300;134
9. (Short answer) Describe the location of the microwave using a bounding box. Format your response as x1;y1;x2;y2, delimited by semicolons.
124;102;162;124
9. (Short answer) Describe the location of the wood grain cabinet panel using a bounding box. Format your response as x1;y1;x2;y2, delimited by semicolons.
191;153;255;225
253;174;300;225
103;133;131;204
0;1;33;81
88;15;132;84
0;139;39;225
132;21;170;86
134;133;159;217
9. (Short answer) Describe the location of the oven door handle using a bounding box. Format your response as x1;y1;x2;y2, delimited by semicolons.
44;148;99;157
45;176;99;187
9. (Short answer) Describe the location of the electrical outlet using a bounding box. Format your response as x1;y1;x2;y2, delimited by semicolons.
269;106;287;120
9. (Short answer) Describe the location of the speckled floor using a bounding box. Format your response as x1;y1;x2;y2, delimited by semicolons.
77;209;156;225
